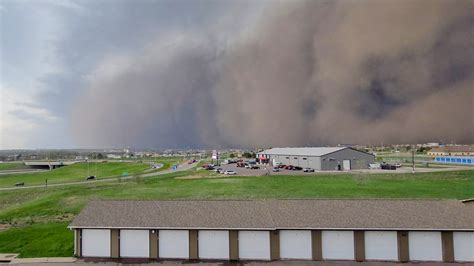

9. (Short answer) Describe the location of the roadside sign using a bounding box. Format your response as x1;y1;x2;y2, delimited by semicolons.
212;150;218;160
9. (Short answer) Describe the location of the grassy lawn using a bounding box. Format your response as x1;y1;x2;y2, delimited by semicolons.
0;162;150;188
0;162;25;171
0;169;472;257
0;222;73;258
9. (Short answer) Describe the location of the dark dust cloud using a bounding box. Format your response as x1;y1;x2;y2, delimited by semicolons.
70;0;474;148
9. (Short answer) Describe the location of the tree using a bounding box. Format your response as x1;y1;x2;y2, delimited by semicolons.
229;153;235;158
242;152;253;158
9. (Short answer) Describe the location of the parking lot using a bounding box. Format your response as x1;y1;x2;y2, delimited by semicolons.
203;162;470;176
209;163;332;176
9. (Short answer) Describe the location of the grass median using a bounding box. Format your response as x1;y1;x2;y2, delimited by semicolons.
0;161;151;188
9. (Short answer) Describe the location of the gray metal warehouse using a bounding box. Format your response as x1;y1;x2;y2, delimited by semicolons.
70;199;474;263
257;147;375;170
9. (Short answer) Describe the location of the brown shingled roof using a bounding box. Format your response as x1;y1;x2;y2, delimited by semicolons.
69;199;474;230
430;145;474;153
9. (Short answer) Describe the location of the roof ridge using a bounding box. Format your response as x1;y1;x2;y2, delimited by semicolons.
89;198;456;202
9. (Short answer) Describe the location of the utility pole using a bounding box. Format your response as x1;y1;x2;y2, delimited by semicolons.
412;148;415;174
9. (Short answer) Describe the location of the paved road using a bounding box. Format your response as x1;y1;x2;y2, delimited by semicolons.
0;162;197;191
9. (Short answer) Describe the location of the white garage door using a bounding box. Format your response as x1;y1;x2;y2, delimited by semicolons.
239;231;270;260
159;230;189;259
82;229;110;257
120;230;149;258
365;231;398;261
409;231;442;261
322;231;354;260
279;230;312;259
343;160;351;170
198;230;229;259
453;232;474;262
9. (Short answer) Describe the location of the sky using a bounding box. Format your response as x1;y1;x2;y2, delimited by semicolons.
0;0;473;149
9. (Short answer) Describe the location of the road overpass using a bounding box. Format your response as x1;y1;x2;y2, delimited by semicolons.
24;161;77;170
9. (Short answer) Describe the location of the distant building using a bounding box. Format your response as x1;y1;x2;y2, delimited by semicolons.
106;154;122;159
425;142;440;147
427;145;473;156
257;147;374;170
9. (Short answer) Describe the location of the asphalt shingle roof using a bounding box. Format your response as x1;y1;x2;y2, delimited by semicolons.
70;199;474;230
257;147;348;157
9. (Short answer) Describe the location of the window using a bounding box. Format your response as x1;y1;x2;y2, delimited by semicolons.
285;157;289;159
294;157;297;160
302;158;307;160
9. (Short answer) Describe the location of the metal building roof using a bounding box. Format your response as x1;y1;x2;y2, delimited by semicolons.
69;199;474;230
257;147;348;157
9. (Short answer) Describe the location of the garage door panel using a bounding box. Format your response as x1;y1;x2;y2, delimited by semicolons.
198;230;229;259
453;232;474;262
409;232;442;261
365;231;398;261
239;231;270;260
279;230;312;259
322;231;354;260
159;230;189;259
120;230;149;258
82;229;111;257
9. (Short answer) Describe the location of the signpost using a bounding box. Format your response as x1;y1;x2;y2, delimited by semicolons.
212;150;219;165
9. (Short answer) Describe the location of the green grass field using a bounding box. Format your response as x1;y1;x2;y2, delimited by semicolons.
0;162;25;171
0;168;472;257
0;162;151;188
0;222;73;257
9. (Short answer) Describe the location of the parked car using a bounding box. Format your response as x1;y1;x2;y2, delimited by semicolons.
250;165;260;169
214;168;223;173
278;164;286;168
293;166;303;171
395;163;402;168
285;165;294;170
245;164;251;169
224;170;237;175
15;182;24;187
86;175;96;180
237;162;245;167
303;167;315;172
369;163;381;169
381;164;396;170
272;167;280;172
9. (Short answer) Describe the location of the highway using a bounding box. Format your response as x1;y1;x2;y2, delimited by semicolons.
0;162;198;191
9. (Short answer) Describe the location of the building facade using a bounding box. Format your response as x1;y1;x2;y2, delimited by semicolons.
257;147;375;170
428;145;474;156
70;199;474;263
